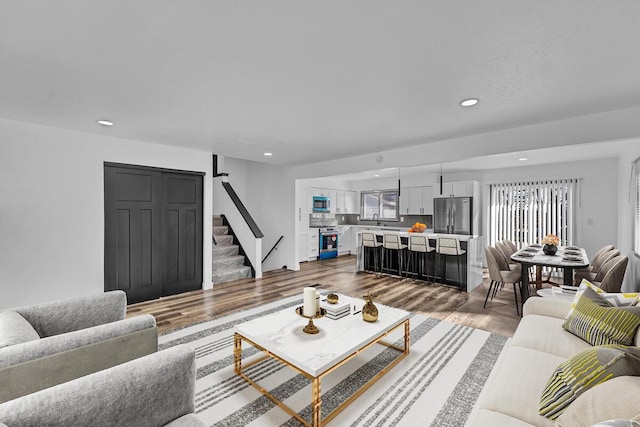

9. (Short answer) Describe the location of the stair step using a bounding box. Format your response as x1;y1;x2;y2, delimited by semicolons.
213;255;245;268
212;245;239;257
212;216;224;227
212;265;252;284
212;225;228;236
213;235;234;246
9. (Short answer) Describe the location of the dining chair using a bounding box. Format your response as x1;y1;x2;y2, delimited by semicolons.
574;249;620;285
484;246;521;315
592;256;628;293
361;232;383;274
382;233;407;277
573;245;615;284
503;240;518;253
406;234;435;282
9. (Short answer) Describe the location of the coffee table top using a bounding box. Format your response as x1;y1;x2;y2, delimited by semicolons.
234;293;410;377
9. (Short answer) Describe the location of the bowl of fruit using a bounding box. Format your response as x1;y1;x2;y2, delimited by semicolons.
407;222;427;233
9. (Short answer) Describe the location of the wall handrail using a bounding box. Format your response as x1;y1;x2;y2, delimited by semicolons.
262;235;284;263
221;181;264;238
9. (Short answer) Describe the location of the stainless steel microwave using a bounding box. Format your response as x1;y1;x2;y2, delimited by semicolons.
312;196;331;212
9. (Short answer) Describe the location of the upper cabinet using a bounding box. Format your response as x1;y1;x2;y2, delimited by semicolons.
306;187;359;214
434;180;477;198
343;190;359;214
399;185;433;215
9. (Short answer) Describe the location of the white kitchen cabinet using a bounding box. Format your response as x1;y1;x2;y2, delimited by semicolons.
308;228;319;261
422;186;434;214
400;186;434;214
338;226;354;255
344;190;359;214
434;181;476;198
399;187;410;215
334;190;345;213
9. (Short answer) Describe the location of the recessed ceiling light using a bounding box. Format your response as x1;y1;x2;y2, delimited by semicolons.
97;120;113;126
263;152;273;156
374;174;380;177
459;98;479;107
519;157;528;161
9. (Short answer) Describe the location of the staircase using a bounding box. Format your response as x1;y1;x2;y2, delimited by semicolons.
212;216;252;284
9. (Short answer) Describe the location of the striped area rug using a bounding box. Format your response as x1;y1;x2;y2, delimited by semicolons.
159;295;508;427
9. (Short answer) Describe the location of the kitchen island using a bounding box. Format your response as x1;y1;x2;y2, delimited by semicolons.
355;230;485;292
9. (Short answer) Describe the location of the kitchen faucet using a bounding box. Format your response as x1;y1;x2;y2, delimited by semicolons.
372;213;380;226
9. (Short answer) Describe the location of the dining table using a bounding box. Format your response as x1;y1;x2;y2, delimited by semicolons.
510;245;590;304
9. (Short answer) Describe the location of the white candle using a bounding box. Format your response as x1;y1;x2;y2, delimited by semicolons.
303;287;316;317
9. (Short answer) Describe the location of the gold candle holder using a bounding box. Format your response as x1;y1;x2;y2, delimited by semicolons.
295;306;326;334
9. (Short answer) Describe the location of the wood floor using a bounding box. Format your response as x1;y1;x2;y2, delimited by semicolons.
127;255;524;337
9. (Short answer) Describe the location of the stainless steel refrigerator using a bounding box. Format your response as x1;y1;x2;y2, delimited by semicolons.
433;197;473;235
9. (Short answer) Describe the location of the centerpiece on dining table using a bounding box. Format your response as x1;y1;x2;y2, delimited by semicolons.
541;234;560;255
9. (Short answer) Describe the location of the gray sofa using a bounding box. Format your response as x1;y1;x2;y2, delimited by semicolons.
0;344;205;427
469;297;640;426
0;291;157;403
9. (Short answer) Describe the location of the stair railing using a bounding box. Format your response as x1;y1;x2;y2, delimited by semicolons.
213;175;263;279
262;235;284;263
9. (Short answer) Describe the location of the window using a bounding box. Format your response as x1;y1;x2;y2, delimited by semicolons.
361;190;399;221
634;158;640;257
490;179;577;247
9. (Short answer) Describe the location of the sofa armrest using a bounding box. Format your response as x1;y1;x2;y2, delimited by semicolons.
14;291;127;337
0;345;202;427
0;326;158;403
0;314;155;369
522;296;571;319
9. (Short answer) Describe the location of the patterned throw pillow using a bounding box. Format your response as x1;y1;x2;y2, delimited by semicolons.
563;287;640;346
566;279;640;319
539;345;640;420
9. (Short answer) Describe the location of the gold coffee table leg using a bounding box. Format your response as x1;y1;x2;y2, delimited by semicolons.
312;377;322;427
234;333;242;374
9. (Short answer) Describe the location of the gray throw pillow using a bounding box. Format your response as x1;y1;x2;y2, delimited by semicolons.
0;310;41;348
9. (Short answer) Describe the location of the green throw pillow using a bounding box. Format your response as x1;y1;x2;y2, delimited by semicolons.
563;286;640;346
539;345;640;420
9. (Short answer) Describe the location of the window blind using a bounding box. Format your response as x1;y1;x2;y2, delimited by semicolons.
634;158;640;257
490;179;577;248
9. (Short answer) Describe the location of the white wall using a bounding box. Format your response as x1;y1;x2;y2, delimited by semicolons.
222;157;295;273
617;139;640;291
0;118;213;309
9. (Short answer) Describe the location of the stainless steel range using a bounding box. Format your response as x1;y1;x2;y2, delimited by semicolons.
319;228;338;260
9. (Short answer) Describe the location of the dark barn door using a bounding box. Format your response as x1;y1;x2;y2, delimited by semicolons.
104;163;203;303
162;173;203;297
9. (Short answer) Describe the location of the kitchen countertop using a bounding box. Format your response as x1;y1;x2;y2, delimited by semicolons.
354;227;479;241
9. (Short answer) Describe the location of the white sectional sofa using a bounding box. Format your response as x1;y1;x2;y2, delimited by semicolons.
469;296;640;427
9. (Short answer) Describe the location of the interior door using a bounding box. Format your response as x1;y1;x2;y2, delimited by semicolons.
104;164;204;303
162;173;203;297
104;166;163;303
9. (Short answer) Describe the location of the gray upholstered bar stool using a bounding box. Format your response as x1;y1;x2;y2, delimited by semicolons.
436;237;466;285
407;234;435;282
361;231;383;274
382;233;407;277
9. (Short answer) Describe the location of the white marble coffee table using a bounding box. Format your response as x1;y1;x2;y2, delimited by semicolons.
233;294;410;427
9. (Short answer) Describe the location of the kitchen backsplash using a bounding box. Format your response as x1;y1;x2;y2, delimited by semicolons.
336;214;432;229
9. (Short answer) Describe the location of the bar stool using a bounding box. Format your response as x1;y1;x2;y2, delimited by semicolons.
407;234;435;282
361;231;383;274
382;233;407;277
436;237;466;285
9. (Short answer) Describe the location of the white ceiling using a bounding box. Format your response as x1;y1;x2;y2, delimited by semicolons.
2;1;640;167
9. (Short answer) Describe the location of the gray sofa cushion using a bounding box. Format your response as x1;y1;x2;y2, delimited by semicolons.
0;311;40;349
0;345;200;427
